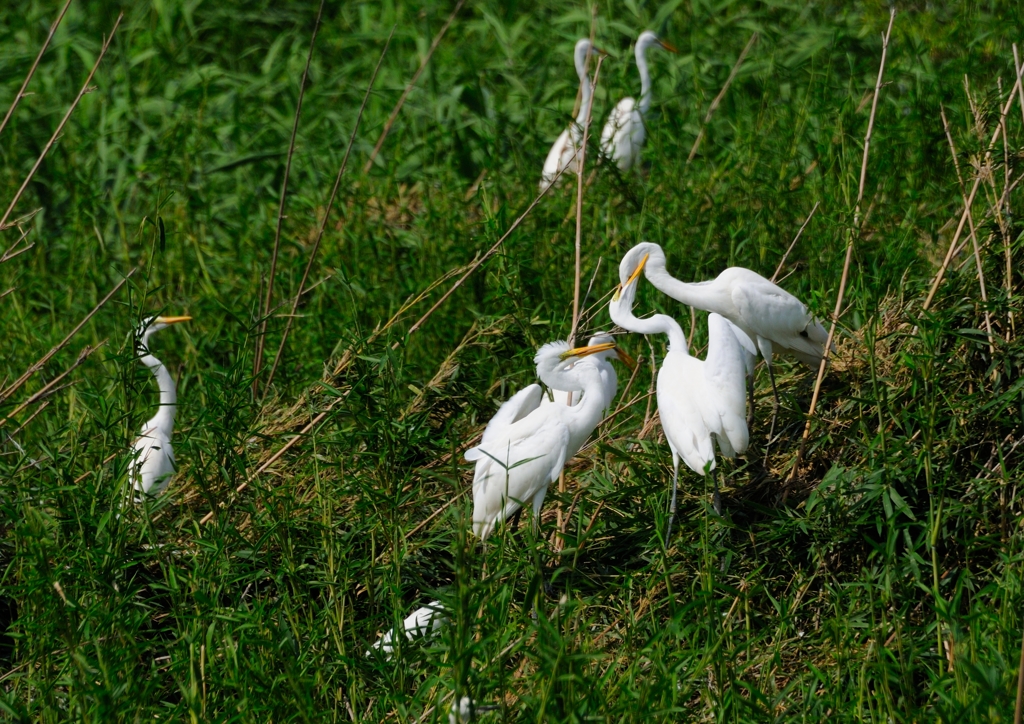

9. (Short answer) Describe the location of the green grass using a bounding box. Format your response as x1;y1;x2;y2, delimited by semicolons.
2;0;1024;720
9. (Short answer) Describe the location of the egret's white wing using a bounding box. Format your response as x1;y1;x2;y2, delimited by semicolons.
600;97;645;171
703;314;751;456
540;127;577;191
727;271;825;366
474;383;543;449
658;355;716;475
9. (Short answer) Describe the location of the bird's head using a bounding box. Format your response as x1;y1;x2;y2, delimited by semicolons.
637;30;678;54
533;339;621;377
136;315;191;352
617;242;663;287
574;38;608;66
585;333;637;370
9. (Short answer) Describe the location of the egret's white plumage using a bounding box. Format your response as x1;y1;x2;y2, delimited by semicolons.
129;315;190;502
600;31;676;171
538;333;634;413
620;242;830;369
466;340;620;540
368;601;447;658
609;258;749;537
540;39;601;192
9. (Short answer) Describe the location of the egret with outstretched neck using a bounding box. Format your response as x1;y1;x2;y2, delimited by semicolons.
600;31;677;171
619;242;830;438
129;315;191;502
609;256;749;538
540;39;604;191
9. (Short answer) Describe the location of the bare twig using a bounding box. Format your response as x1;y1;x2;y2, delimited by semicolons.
940;104;994;358
0;0;73;139
253;0;327;396
362;0;467;173
0;343;104;429
0;13;122;231
405;147;581;337
0;270;133;404
687;33;758;163
923;66;1023;312
789;9;894;482
771;201;820;282
263;28;394;394
568;55;604;347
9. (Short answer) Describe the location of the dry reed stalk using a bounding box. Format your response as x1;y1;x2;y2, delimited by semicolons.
789;9;894;483
0;269;133;404
771;201;820;282
0;342;103;429
253;0;327;396
560;53;604;547
263;28;394;394
362;0;467;173
923;67;1023;312
0;0;73;139
0;13;122;231
686;33;758;163
940;104;995;358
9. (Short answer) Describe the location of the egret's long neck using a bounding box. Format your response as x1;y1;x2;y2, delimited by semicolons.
574;65;593;131
645;253;726;316
637;41;653;115
610;300;689;355
139;341;176;434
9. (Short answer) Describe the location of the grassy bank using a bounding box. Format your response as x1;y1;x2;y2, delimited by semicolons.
2;0;1024;720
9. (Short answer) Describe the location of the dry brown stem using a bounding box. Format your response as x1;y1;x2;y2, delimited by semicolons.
363;0;467;173
687;33;758;163
263;28;394;394
772;201;820;283
789;8;894;482
0;342;104;429
253;0;327;396
0;269;133;405
0;0;73;139
0;13;122;231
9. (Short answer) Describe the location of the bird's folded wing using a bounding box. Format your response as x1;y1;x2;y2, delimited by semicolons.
468;384;543;457
731;282;823;361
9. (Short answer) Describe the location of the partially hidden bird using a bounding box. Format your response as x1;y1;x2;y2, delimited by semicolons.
609;254;750;538
619;241;830;435
129;314;191;503
600;30;677;171
540;38;604;192
368;601;447;659
466;340;626;540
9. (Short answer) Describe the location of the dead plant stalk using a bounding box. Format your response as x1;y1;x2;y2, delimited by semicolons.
790;8;894;481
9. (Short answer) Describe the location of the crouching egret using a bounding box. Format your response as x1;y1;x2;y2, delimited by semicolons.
609;255;749;538
540;39;605;192
466;340;624;540
539;332;636;413
619;241;831;436
367;601;447;658
129;315;191;502
600;30;677;171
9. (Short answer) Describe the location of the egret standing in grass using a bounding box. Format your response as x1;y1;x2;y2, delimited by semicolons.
540;39;605;192
619;242;830;437
129;315;191;502
600;31;677;171
466;340;624;539
609;256;749;538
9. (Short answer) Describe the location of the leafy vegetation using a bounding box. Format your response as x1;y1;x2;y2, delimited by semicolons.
2;0;1024;720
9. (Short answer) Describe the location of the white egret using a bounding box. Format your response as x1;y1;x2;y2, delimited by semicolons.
466;340;622;540
539;39;604;192
609;256;749;538
600;31;677;171
539;332;636;413
620;242;830;434
129;315;191;502
449;696;500;723
368;601;447;659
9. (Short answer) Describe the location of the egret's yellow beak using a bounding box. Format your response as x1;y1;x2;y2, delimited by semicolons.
659;40;679;53
558;341;616;361
155;315;192;325
615;347;638;371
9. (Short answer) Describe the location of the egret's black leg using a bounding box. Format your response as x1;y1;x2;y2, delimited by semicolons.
764;363;781;464
508;507;523;534
666;458;679;544
712;473;723;517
